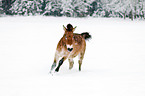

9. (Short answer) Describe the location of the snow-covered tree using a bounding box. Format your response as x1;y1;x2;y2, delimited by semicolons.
0;0;3;15
101;0;132;18
71;0;91;17
1;0;15;15
2;0;145;20
39;0;47;14
89;0;103;17
101;0;145;19
60;0;74;17
25;0;42;15
134;0;145;19
11;0;43;15
11;0;22;15
46;0;92;17
43;0;62;16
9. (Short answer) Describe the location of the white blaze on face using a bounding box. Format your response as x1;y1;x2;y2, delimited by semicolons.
67;45;73;52
67;45;73;49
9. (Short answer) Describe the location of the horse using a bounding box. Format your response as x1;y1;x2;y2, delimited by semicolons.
50;24;91;73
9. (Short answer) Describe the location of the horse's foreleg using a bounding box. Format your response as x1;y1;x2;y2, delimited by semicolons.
55;57;67;72
78;51;85;71
68;58;74;70
50;52;59;72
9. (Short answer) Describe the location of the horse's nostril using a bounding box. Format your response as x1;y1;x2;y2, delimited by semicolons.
68;48;73;52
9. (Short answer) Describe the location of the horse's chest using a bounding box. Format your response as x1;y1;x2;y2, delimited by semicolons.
60;49;78;58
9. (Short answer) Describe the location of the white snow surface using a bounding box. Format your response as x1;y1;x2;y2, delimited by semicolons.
0;16;145;96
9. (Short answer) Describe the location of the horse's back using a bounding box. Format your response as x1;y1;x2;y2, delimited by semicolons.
73;33;86;45
73;33;86;52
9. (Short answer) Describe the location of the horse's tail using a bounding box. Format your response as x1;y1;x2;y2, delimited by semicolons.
81;32;92;41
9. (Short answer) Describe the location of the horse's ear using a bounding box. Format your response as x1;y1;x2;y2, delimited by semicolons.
73;26;77;31
63;25;67;31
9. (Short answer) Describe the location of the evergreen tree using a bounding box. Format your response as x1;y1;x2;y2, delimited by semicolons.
42;0;51;16
39;0;46;14
89;0;103;17
0;0;3;15
11;0;43;15
25;0;42;15
60;0;91;17
1;0;145;20
71;0;91;17
61;0;74;17
101;0;145;19
2;0;15;15
43;0;91;17
134;0;145;19
51;0;62;16
43;0;62;16
11;0;22;15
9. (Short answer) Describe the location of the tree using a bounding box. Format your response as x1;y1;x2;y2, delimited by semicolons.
2;0;145;20
43;0;62;16
101;0;145;20
39;0;46;14
11;0;43;16
89;0;103;17
52;0;92;17
134;0;145;19
2;0;15;15
60;0;74;17
0;0;3;15
50;0;62;16
71;0;91;17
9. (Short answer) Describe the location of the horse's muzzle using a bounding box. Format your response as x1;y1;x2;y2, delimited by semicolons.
68;48;73;52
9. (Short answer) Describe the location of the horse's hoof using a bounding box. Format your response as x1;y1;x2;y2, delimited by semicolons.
55;68;59;72
69;66;73;70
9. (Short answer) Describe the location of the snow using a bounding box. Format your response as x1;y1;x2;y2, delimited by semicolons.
0;16;145;96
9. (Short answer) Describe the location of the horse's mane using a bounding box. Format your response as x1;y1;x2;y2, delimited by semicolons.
67;24;73;31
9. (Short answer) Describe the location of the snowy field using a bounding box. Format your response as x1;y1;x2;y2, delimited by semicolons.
0;16;145;96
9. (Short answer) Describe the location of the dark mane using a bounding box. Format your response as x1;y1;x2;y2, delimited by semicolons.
67;24;73;31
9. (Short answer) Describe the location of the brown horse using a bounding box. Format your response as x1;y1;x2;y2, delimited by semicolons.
50;24;91;73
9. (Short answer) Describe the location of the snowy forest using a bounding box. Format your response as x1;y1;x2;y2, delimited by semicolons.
1;0;145;20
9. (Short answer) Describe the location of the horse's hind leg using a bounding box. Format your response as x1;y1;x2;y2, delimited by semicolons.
68;58;74;70
55;56;67;72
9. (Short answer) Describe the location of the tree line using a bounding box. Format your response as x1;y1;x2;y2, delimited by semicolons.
0;0;145;20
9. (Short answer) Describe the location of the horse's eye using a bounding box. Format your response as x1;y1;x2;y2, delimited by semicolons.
65;36;67;40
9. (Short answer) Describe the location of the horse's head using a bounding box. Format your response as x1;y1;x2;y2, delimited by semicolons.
63;24;77;52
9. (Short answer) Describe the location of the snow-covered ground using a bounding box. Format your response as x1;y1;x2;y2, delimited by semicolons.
0;16;145;96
